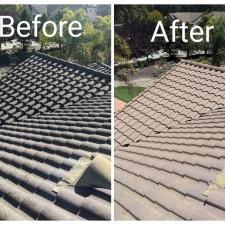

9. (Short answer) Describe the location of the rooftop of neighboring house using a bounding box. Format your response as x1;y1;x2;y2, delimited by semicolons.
26;4;110;20
168;12;203;23
168;11;225;23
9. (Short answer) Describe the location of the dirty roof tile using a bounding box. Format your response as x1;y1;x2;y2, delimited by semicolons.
0;53;111;220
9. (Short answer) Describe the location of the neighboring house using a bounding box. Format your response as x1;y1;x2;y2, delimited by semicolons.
26;4;48;16
87;5;97;22
168;12;202;24
115;60;225;220
26;4;110;22
209;11;225;17
168;11;225;24
0;52;111;220
47;4;83;20
97;5;111;16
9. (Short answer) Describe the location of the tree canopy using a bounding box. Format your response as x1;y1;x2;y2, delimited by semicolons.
115;5;225;66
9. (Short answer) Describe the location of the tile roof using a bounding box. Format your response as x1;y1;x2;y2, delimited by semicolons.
0;52;110;125
0;53;111;220
168;12;202;23
88;62;111;75
28;5;48;15
115;60;225;220
210;11;225;17
115;60;225;148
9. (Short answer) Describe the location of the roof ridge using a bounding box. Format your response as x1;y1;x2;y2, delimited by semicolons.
180;59;225;72
34;52;111;79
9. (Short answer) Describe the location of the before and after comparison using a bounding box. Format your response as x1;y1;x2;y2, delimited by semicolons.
1;1;225;222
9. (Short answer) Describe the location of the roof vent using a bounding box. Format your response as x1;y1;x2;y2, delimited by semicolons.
53;155;111;193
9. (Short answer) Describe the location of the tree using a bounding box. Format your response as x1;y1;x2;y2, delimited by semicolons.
182;23;201;58
208;16;225;66
114;34;131;63
38;13;51;50
39;26;56;51
115;5;149;25
55;8;111;65
17;7;33;51
115;6;163;59
61;8;94;65
162;17;179;59
197;12;211;56
94;15;111;64
144;10;164;60
0;5;19;52
148;10;163;23
38;7;111;65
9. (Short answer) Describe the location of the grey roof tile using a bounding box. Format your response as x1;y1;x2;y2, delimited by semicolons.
0;53;111;220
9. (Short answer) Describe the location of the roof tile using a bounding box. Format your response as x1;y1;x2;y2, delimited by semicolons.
115;60;225;220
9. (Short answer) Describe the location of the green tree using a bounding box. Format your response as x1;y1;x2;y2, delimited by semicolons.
17;7;33;51
183;23;201;58
144;10;164;61
114;34;131;64
197;12;211;56
208;16;225;66
93;15;111;64
115;6;163;59
61;8;93;64
39;8;110;65
148;10;163;23
38;26;56;51
114;33;135;97
37;13;50;50
162;17;179;59
0;5;19;51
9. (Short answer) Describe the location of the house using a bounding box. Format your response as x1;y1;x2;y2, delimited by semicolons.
26;5;48;16
87;5;97;22
97;5;111;16
115;60;225;220
168;12;202;24
0;52;111;220
26;4;110;22
209;11;225;17
168;11;225;24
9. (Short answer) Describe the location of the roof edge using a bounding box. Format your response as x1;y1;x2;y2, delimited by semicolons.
34;52;111;79
97;62;111;70
181;59;225;72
